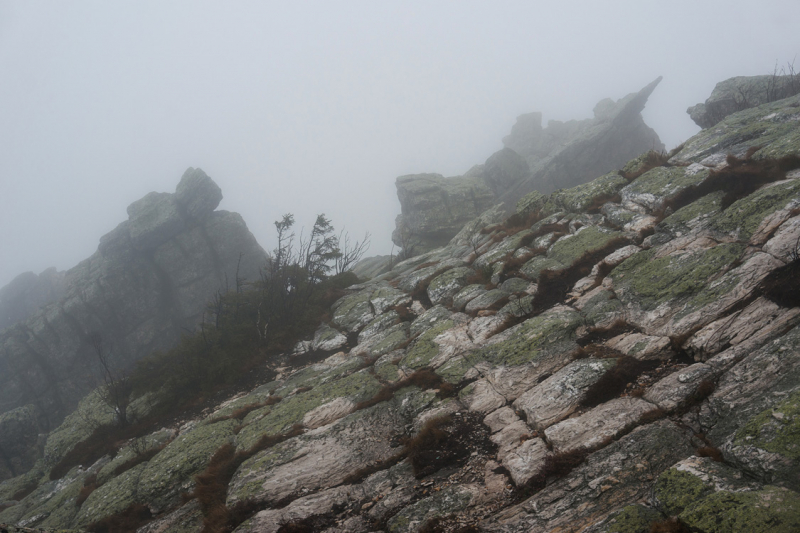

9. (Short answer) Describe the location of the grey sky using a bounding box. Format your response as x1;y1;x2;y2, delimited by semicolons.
1;0;798;287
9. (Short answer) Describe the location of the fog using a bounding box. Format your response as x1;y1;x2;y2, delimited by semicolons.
1;0;798;287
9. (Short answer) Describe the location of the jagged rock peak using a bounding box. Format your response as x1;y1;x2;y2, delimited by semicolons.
392;78;663;256
0;168;266;437
122;167;222;251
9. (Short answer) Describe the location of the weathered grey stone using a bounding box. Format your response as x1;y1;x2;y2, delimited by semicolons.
464;289;508;314
459;380;507;414
409;305;453;337
0;173;266;426
127;192;185;250
452;284;487;312
500;77;663;201
0;268;65;333
502;438;550;486
687;74;800;128
545;397;661;454
484;421;694;532
643;363;716;413
174;167;222;220
427;267;473;307
483;406;519;434
312;324;348;352
513;358;617;431
387;485;477;532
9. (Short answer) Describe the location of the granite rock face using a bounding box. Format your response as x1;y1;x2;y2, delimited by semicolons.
3;81;800;533
0;268;65;332
0;168;267;433
687;73;800;128
393;78;663;255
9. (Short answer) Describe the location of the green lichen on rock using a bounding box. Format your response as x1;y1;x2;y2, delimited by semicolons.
676;94;800;162
401;319;454;370
136;419;238;512
473;230;534;270
603;504;663;533
472;307;582;367
96;429;174;484
427;266;473;306
550;171;628;213
74;463;146;527
43;390;117;466
331;289;374;333
735;389;800;460
387;486;473;532
547;226;623;269
611;243;745;311
654;467;713;516
410;305;453;337
520;255;563;279
581;290;624;327
680;486;800;533
623;165;707;202
236;371;381;450
658;191;723;237
516;190;547;216
365;323;410;356
711;178;800;240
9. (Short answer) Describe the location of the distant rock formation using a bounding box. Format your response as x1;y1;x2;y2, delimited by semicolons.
688;73;800;128
0;168;267;431
0;268;65;332
393;78;663;255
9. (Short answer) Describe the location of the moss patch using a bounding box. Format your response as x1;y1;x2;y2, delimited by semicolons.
551;171;628;213
623;165;707;201
471;308;582;367
604;504;663;533
711;178;800;240
401;320;455;370
655;467;713;516
136;419;238;512
680;486;800;533
236;371;381;449
735;389;800;460
611;243;745;311
547;227;623;268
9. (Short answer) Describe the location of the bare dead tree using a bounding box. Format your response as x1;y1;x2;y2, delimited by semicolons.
334;229;371;274
88;332;132;428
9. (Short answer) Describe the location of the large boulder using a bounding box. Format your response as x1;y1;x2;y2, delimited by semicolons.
0;169;267;428
687;74;800;128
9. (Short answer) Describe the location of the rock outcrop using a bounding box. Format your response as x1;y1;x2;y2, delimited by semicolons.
392;78;663;255
3;85;800;533
0;168;267;434
0;268;65;332
688;73;800;128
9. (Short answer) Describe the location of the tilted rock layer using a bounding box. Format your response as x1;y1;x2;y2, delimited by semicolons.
392;78;663;254
3;89;800;532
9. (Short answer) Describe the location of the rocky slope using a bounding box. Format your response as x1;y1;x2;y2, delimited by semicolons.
0;169;267;481
392;78;663;255
2;88;800;533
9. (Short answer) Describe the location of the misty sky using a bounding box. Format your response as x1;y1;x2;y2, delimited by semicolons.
1;1;798;288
